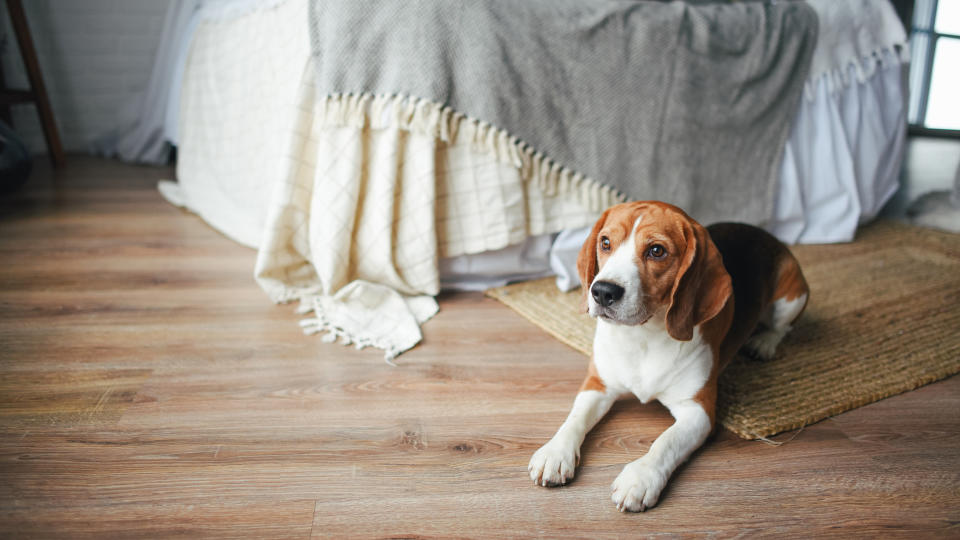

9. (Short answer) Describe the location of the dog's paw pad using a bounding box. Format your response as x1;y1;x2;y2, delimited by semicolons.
528;442;577;487
610;461;667;512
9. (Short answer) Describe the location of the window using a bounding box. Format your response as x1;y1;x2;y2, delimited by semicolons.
909;0;960;132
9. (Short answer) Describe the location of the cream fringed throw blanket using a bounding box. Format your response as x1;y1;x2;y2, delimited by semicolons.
253;88;615;361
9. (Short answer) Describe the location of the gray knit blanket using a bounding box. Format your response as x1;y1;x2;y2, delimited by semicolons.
308;0;818;226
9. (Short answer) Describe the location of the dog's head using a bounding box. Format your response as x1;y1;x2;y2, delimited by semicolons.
577;201;732;341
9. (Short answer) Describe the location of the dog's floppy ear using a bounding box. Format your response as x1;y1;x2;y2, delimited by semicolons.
666;221;732;341
576;209;612;312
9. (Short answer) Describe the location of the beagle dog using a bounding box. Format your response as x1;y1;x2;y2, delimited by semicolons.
528;201;808;512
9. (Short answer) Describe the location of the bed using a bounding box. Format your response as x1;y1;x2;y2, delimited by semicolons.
158;0;908;359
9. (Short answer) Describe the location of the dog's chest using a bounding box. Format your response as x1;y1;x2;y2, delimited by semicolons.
593;320;713;404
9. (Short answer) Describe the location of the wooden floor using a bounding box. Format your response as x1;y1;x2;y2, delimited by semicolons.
1;157;958;538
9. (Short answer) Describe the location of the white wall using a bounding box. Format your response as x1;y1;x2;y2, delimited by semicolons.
1;0;168;155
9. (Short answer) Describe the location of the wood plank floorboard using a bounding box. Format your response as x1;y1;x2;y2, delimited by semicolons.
1;157;958;538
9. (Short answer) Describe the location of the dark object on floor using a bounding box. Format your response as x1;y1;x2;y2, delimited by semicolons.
0;120;32;192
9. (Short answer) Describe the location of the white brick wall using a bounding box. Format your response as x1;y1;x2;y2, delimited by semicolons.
1;0;168;155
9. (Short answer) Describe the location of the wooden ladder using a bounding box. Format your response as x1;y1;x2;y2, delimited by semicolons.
1;0;65;167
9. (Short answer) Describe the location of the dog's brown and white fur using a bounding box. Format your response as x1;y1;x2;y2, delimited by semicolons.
528;201;808;512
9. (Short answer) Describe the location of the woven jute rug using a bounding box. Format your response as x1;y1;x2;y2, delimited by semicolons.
486;222;960;439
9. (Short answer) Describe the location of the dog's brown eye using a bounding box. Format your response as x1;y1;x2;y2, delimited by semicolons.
600;236;611;251
647;244;666;260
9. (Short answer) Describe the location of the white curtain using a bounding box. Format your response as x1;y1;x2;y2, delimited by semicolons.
93;0;200;164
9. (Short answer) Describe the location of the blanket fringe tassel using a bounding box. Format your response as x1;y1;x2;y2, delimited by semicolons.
300;319;400;366
803;43;909;101
297;298;402;365
316;92;626;214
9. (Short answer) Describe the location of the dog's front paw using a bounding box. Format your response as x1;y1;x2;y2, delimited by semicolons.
610;460;668;512
528;439;578;487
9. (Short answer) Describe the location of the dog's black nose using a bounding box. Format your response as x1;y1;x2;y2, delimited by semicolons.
591;281;624;307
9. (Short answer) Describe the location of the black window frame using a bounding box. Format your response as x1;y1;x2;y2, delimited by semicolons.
908;0;960;138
